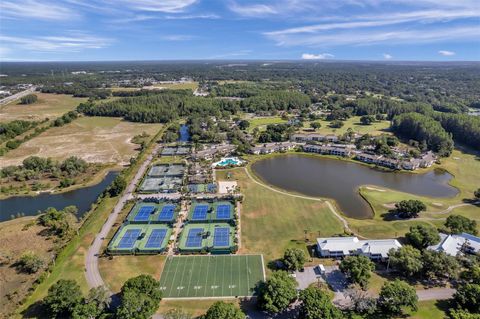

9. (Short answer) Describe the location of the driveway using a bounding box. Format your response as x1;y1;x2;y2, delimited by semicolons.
294;266;324;290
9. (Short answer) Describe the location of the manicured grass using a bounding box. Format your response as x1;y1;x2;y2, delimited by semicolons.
1;116;162;167
0;93;87;123
408;300;449;319
216;168;345;262
159;299;246;317
247;116;287;133
304;116;391;136
159;255;265;298
99;255;166;293
347;148;480;238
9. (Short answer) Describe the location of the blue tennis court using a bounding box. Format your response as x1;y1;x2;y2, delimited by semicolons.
216;204;231;219
118;229;141;249
192;205;209;220
145;229;167;248
213;227;230;247
158;205;175;221
185;228;203;248
134;205;155;222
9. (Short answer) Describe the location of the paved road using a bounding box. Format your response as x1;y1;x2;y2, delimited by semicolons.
0;86;36;105
85;143;162;291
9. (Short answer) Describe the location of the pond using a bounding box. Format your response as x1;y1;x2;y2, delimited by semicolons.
0;171;118;222
251;154;458;219
178;124;190;142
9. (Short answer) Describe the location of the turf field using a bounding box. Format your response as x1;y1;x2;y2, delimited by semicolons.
159;255;265;298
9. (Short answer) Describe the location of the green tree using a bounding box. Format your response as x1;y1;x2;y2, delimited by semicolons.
117;274;162;319
283;248;306;272
238;120;250;130
378;279;418;316
449;309;480;319
310;122;321;129
360;115;375;125
445;215;478;235
16;251;44;273
339;255;375;289
20;94;38;104
395;199;427;218
461;264;480;284
257;271;297;313
299;286;343;319
453;283;480;313
107;175;127;197
475;188;480;200
388;245;423;276
330;120;344;128
203;301;245;319
422;250;459;281
405;224;440;249
43;279;83;318
117;290;159;319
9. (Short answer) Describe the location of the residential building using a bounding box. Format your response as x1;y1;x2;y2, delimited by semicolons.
250;142;296;155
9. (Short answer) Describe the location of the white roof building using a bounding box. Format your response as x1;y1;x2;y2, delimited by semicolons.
316;236;402;260
428;233;480;256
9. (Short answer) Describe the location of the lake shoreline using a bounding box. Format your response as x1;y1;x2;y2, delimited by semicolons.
250;153;458;219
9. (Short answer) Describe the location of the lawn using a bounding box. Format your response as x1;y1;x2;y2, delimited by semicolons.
303;116;391;136
347;148;480;238
159;255;265;298
247;116;287;133
1;116;162;167
0;93;87;123
216;168;345;262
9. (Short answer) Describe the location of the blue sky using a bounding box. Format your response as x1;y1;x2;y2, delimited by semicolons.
1;0;479;61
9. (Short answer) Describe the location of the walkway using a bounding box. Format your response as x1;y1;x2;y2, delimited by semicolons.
85;143;162;290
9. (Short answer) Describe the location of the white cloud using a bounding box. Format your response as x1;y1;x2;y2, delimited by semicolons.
0;33;112;52
0;0;76;20
164;14;220;19
266;26;479;47
209;50;253;59
438;50;456;56
301;53;334;60
229;2;277;17
117;0;198;13
383;53;393;59
161;35;194;41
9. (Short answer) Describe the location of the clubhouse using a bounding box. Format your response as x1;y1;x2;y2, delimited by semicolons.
316;236;402;261
428;232;480;256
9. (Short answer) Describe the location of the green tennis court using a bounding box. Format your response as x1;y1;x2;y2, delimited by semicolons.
159;255;265;298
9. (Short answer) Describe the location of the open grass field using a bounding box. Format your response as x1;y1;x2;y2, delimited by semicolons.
303;116;391;136
159;255;265;298
247;116;287;133
1;116;162;167
0;93;87;123
347;148;480;238
216;168;345;262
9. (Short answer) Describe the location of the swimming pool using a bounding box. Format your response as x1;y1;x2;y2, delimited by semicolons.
213;157;244;168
